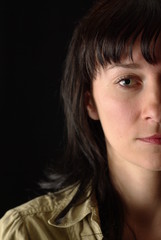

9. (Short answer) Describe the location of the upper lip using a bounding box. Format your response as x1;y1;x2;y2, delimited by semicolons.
138;134;161;139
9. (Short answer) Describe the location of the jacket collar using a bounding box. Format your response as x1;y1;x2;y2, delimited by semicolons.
48;184;100;228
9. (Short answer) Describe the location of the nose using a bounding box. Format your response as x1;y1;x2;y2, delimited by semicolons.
141;83;161;124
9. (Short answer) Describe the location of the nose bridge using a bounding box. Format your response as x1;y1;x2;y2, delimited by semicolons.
149;81;161;102
142;78;161;122
151;77;161;101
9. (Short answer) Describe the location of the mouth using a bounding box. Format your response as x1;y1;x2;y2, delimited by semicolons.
137;134;161;145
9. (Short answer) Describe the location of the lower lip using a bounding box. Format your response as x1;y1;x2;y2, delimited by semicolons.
138;138;161;145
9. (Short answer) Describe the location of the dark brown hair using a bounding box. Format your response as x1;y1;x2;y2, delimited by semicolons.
43;0;161;239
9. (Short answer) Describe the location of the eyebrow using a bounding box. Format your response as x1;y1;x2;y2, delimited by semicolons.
108;63;140;70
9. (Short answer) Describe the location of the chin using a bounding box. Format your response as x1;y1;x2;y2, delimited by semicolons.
134;151;161;171
140;160;161;172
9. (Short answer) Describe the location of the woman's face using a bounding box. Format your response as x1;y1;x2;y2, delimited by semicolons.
87;40;161;172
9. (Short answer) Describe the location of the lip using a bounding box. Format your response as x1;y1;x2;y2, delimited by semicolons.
137;134;161;145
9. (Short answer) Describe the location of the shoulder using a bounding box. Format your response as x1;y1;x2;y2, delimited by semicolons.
0;185;102;240
0;194;57;239
0;185;78;240
0;184;80;240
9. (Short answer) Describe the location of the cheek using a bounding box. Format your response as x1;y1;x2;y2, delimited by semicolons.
96;97;137;138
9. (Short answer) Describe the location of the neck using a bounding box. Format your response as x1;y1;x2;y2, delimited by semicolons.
108;158;161;222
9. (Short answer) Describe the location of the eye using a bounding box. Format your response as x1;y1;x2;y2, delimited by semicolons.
117;76;141;89
119;78;133;87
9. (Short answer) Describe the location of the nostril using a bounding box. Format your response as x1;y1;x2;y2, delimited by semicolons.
142;103;161;123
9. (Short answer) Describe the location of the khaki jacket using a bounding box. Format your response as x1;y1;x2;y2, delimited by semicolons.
0;185;103;239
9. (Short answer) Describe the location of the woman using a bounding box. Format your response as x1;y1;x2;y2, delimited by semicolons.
1;0;161;239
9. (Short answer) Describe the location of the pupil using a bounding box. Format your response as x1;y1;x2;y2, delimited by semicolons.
125;79;131;84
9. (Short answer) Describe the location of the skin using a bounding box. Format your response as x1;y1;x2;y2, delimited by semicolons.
86;40;161;239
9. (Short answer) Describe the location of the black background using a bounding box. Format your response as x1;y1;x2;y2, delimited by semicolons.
1;2;94;217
